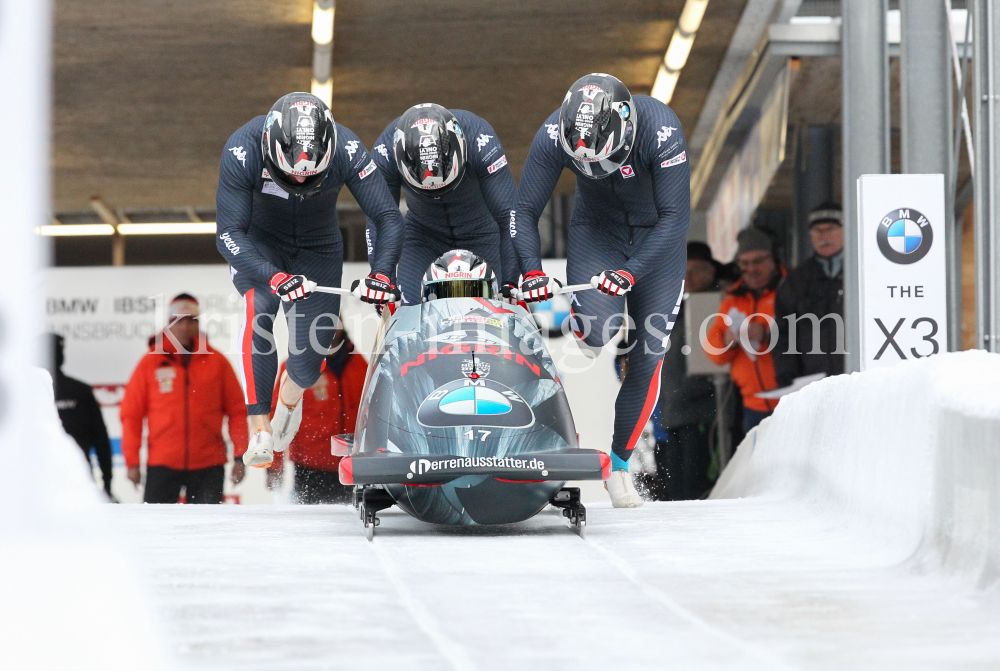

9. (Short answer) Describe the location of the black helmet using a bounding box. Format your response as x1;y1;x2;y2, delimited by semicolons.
422;249;497;301
261;92;337;195
558;73;635;179
393;104;467;195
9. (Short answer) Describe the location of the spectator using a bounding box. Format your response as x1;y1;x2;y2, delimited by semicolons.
706;228;784;433
44;333;114;499
267;324;367;504
774;203;845;387
120;294;248;504
716;261;741;293
651;242;720;500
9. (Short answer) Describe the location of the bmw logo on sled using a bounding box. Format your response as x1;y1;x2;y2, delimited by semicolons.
334;250;610;538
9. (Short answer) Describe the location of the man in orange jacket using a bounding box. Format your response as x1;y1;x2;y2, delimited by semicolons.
120;294;249;504
706;229;784;434
267;326;367;504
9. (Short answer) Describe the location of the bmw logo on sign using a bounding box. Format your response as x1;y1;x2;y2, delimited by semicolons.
876;208;933;264
417;379;534;428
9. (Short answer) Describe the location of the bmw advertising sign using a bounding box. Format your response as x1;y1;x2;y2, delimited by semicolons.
417;378;535;429
857;175;948;371
876;208;933;264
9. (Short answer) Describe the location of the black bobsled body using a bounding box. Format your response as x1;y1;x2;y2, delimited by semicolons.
339;297;609;526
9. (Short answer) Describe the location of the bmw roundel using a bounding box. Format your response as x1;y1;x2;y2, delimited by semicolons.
877;208;933;264
417;379;534;428
438;385;510;415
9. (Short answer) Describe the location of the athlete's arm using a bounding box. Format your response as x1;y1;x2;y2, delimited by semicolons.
620;106;691;281
470;118;520;284
342;128;404;277
215;136;283;284
364;125;402;266
511;116;565;274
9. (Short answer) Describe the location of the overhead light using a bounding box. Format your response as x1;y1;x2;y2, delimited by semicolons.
36;224;115;237
665;30;695;71
118;223;217;235
651;66;681;103
652;0;709;104
678;0;709;34
312;1;335;45
312;78;333;107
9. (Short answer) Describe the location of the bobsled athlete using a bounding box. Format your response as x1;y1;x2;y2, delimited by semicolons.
421;248;498;301
364;104;520;304
216;92;404;469
512;74;689;507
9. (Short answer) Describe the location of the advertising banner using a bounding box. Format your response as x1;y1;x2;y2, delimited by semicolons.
857;174;948;371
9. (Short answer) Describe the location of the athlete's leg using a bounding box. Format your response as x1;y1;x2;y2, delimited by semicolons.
397;230;449;305
453;229;502;281
612;229;685;467
566;224;651;507
566;225;628;353
232;268;282;420
284;248;344;392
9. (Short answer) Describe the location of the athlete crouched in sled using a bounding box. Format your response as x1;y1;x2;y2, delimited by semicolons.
216;92;404;469
513;74;689;507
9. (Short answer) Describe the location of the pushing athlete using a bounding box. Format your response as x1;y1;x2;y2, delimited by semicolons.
216;92;404;469
365;104;520;303
513;74;690;507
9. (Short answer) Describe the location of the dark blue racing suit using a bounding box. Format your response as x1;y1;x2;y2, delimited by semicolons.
216;116;404;416
365;110;519;304
513;96;690;468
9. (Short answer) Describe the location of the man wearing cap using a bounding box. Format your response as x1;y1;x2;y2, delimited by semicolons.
774;203;845;387
119;294;249;504
705;228;784;433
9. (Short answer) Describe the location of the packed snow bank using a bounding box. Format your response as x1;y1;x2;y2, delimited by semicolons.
712;350;1000;590
0;369;167;670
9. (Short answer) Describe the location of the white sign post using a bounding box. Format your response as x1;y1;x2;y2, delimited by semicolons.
857;174;949;371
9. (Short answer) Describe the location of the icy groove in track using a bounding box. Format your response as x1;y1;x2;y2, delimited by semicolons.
109;502;1000;670
584;536;799;671
371;540;478;671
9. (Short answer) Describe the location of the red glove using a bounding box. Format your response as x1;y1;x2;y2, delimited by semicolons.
596;270;634;296
354;272;400;306
269;272;313;303
518;271;562;303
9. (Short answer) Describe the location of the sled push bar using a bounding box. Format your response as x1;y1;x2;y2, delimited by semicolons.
517;276;599;300
339;448;612;486
307;277;599;301
308;282;362;298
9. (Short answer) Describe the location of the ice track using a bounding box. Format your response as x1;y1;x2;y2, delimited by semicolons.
113;498;1000;671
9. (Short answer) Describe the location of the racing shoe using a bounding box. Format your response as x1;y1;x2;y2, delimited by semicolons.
605;470;644;508
270;397;303;453
243;429;274;469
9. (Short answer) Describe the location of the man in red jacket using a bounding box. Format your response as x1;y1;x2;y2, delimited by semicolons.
120;294;249;504
267;326;367;504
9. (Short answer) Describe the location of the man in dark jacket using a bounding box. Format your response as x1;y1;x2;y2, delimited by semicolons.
45;334;114;498
652;242;718;500
774;203;845;387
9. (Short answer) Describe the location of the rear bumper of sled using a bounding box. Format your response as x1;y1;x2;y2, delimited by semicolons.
339;449;611;486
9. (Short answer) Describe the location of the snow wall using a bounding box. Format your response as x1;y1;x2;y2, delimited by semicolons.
2;371;168;669
712;350;1000;590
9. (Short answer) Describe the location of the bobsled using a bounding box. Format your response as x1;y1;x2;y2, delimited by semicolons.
320;278;610;538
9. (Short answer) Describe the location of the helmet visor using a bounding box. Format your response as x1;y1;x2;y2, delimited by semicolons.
423;279;495;301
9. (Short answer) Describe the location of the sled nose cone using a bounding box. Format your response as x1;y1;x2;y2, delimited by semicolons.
339;456;354;485
599;453;611;480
